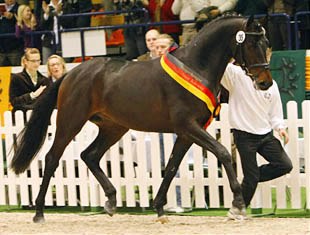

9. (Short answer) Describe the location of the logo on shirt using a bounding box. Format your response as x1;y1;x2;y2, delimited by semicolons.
264;92;271;100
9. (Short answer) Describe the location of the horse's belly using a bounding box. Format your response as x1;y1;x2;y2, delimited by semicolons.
103;101;173;132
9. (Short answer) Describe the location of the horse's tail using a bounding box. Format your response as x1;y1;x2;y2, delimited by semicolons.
10;75;65;174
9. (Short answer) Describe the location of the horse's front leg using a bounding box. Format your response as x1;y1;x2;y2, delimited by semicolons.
153;136;192;223
187;124;246;218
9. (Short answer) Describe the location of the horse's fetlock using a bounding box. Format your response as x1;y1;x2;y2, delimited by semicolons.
106;188;116;199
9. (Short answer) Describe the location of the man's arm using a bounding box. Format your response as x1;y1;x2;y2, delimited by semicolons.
269;81;289;144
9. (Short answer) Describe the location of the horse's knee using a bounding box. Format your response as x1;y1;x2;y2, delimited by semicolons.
217;147;231;164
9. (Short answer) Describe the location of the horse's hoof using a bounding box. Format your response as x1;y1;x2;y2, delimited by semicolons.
227;206;247;221
33;215;45;223
104;200;116;217
156;215;170;224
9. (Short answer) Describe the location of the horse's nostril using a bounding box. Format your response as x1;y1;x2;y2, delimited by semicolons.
258;80;272;90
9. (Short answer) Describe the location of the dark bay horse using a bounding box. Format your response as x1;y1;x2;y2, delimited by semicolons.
11;15;272;223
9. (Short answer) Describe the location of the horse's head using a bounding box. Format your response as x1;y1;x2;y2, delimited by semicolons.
233;16;272;90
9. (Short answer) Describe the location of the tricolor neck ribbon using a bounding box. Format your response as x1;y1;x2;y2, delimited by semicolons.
160;53;221;129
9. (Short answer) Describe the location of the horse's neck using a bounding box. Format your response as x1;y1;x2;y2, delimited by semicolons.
176;43;231;93
179;18;243;87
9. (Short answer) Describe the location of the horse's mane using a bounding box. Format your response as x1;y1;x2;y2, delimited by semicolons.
199;13;244;34
187;14;245;49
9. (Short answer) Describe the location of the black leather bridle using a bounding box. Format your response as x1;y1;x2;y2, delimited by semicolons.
234;30;270;80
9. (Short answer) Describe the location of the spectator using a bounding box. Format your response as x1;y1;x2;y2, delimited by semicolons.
40;0;63;64
195;0;237;30
61;0;93;28
9;48;50;114
235;0;268;16
46;54;66;82
33;0;42;20
115;0;148;60
154;33;174;57
0;0;24;66
221;52;292;219
171;0;209;46
15;4;40;50
137;28;160;61
295;0;310;49
266;0;295;50
143;0;181;44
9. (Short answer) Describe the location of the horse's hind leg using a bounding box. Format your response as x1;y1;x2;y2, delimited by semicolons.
81;123;128;216
153;136;192;222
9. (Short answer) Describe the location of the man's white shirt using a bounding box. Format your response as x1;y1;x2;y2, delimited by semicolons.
221;63;286;135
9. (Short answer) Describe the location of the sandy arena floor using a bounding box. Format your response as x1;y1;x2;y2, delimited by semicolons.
0;212;309;235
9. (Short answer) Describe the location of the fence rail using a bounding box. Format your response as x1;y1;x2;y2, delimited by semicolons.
2;10;309;60
0;101;309;210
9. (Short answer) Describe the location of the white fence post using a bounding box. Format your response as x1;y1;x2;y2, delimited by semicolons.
0;101;309;210
302;100;310;209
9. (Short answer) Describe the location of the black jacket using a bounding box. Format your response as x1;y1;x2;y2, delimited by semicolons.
0;2;24;53
9;69;51;112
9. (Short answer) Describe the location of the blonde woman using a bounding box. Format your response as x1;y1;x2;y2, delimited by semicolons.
15;4;39;49
9;48;50;113
46;54;67;82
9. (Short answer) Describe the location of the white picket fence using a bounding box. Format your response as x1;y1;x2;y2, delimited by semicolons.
0;101;309;210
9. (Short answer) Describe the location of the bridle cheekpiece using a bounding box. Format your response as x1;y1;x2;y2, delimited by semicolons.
233;28;270;80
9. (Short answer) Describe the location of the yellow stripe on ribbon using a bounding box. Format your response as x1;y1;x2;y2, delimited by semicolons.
160;54;220;128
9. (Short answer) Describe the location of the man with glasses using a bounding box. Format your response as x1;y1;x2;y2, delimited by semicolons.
9;48;50;114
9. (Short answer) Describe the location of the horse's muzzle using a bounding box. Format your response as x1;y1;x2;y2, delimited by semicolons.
254;79;273;90
252;69;273;90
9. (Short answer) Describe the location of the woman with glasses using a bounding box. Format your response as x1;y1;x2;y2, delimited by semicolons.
46;54;67;82
9;48;50;114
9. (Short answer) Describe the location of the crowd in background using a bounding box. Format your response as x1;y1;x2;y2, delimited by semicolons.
0;0;309;66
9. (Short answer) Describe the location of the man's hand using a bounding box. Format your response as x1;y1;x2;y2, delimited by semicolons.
3;11;13;19
278;128;289;145
56;2;63;14
30;14;37;28
42;1;50;14
209;9;220;18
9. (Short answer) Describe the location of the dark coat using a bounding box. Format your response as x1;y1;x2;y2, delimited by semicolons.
235;0;268;15
9;69;51;112
0;2;24;53
40;5;60;48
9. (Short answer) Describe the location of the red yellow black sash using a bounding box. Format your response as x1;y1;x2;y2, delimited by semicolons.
160;53;220;128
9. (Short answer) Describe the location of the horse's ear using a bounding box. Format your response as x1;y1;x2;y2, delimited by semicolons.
257;16;268;28
246;15;254;28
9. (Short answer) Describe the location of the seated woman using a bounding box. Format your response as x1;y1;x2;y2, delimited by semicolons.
46;54;67;82
9;48;50;114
